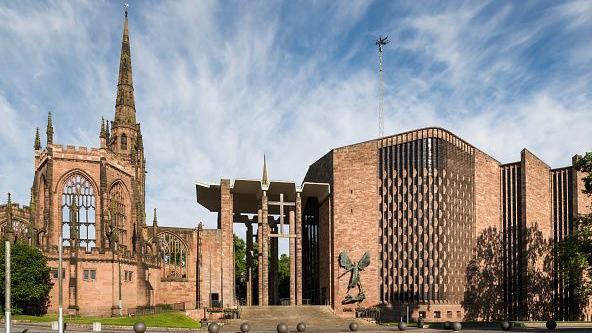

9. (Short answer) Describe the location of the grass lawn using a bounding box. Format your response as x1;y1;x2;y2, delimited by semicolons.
12;311;201;329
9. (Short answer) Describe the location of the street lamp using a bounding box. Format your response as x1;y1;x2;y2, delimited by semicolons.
5;241;11;333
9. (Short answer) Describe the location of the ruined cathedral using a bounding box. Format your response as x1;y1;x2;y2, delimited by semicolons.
0;11;214;315
0;10;591;322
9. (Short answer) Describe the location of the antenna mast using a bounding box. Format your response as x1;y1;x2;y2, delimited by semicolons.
376;35;390;138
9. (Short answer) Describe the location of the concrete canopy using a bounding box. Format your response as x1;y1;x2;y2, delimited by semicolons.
195;179;330;215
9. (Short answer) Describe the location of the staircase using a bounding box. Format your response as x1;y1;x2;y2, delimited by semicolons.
221;306;384;332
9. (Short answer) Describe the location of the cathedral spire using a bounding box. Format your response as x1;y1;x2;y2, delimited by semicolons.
114;8;136;125
262;154;269;187
46;112;53;145
34;127;41;150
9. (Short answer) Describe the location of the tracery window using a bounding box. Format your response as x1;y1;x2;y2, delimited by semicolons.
0;219;29;241
61;174;96;251
121;133;127;150
109;182;128;249
158;233;188;280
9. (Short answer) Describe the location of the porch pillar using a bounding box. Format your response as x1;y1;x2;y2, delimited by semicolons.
289;210;296;305
295;191;303;305
257;209;263;305
261;190;269;306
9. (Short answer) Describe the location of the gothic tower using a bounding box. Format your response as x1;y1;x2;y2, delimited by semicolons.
108;9;146;233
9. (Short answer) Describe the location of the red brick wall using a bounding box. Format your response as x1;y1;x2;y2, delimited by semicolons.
331;140;380;313
197;229;223;308
521;149;552;237
474;151;501;236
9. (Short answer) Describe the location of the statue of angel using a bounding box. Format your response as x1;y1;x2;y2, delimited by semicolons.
339;250;371;304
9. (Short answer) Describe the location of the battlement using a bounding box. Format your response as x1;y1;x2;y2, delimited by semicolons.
52;144;101;155
0;203;31;214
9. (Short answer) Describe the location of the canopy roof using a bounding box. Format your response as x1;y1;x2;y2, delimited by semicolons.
195;179;330;214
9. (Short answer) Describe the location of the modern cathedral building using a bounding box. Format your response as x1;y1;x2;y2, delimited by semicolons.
0;11;590;322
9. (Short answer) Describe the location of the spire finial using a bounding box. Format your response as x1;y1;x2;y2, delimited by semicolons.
100;117;106;139
124;3;129;17
46;112;54;145
34;127;41;150
262;154;269;186
152;208;158;242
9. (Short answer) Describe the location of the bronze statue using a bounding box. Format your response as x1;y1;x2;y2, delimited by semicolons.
339;250;371;304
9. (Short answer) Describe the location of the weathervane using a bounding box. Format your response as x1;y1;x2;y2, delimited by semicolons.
375;35;390;52
124;3;129;16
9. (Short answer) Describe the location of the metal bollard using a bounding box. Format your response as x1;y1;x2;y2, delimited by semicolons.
240;322;250;332
276;323;288;333
296;322;306;332
208;323;220;333
133;322;146;333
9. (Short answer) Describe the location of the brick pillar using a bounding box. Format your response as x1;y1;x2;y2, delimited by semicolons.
261;190;269;305
289;210;296;305
257;209;263;305
220;179;234;307
295;192;303;305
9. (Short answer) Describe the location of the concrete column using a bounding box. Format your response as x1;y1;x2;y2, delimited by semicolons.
261;191;269;306
246;222;253;306
295;192;303;305
289;210;296;305
257;209;263;305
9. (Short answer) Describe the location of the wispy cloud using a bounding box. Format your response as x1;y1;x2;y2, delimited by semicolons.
0;0;590;234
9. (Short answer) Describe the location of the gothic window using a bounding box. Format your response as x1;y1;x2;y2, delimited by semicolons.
0;219;29;241
61;174;96;251
121;133;127;150
158;233;188;280
108;182;128;249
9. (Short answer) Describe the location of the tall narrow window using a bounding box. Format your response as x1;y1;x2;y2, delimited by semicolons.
109;182;128;249
61;174;96;251
121;133;128;150
158;233;188;280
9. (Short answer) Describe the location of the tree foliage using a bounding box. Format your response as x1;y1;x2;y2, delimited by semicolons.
557;152;592;319
0;241;53;315
234;234;259;303
278;254;290;299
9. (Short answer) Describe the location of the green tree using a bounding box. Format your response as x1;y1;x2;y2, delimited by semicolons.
0;241;53;315
234;234;259;304
234;234;247;301
558;152;592;319
278;254;290;299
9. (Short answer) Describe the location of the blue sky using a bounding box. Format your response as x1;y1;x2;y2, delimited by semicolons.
0;0;591;232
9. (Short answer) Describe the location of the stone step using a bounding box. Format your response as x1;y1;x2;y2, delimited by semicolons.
221;306;382;332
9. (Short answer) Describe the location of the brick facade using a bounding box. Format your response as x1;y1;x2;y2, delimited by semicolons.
305;127;590;321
